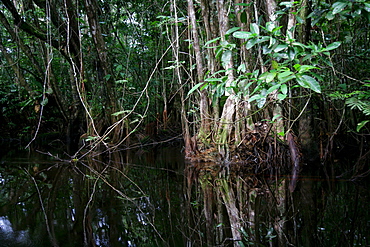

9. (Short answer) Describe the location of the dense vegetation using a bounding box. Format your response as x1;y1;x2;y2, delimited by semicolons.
0;0;369;173
1;1;369;246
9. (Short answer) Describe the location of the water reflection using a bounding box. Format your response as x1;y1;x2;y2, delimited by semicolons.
0;216;32;246
0;146;369;246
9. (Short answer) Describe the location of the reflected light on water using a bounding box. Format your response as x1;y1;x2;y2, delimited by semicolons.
0;216;32;246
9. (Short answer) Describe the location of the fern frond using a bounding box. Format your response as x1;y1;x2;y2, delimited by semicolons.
345;97;370;116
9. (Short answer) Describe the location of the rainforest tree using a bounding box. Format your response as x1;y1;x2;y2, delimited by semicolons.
183;0;369;167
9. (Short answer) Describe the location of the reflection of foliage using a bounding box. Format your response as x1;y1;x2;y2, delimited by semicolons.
317;182;370;246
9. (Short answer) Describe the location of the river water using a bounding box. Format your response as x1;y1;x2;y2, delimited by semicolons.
0;144;369;246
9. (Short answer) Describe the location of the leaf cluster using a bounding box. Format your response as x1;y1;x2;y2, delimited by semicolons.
189;21;341;109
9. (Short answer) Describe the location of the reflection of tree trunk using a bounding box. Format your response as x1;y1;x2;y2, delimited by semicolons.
200;174;215;246
298;178;317;246
287;132;301;192
217;175;242;246
71;171;87;245
275;179;287;246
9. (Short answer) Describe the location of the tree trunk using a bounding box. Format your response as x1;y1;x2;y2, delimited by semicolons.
188;0;211;141
216;0;238;158
84;0;120;141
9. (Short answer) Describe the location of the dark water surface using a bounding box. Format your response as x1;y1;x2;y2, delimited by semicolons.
0;145;369;246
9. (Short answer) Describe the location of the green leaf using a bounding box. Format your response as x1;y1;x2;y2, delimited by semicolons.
288;47;296;60
296;75;321;93
246;38;258;49
298;65;319;73
221;50;232;69
257;97;267;108
278;130;285;137
116;64;123;71
187;82;204;96
267;84;280;94
204;37;221;47
112;110;131;116
41;97;48;106
293;64;301;71
332;2;348;15
324;41;341;51
325;11;335;20
250;23;260;35
257;36;270;44
214;83;225;98
260;72;277;83
274;44;288;53
46;88;53;94
265;22;276;32
279;74;295;83
248;94;263;103
280;84;288;95
357;120;369;132
271;60;279;69
240;11;248;23
233;31;252;40
104;74;112;80
204;78;222;83
278;93;287;100
296;16;304;24
364;3;370;12
226;27;241;35
280;1;295;7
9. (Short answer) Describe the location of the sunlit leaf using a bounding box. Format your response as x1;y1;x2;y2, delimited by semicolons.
324;41;341;51
288;47;296;60
221;50;232;69
274;44;288;53
280;84;288;95
257;36;270;45
233;31;252;40
248;94;263;103
364;3;370;12
226;27;241;35
332;1;348;15
265;22;276;32
187;82;204;96
325;11;335;20
267;84;280;94
112;110;130;116
257;97;266;108
41;98;48;106
271;60;279;69
278;93;287;100
246;38;258;49
250;23;260;35
204;37;221;47
298;65;319;73
259;72;276;83
296;75;321;93
357;120;369;132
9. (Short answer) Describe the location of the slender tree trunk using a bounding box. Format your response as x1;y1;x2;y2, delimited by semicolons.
216;0;237;159
200;0;220;130
188;0;211;141
84;0;120;141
